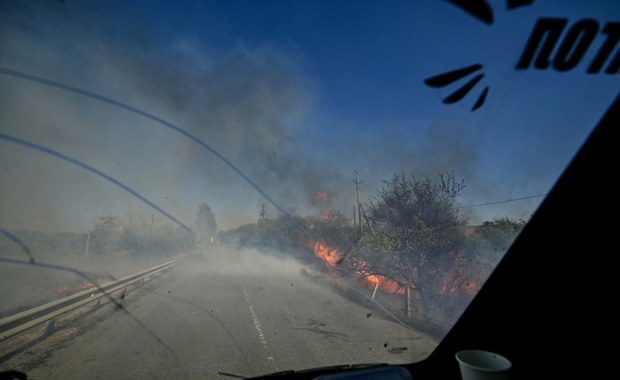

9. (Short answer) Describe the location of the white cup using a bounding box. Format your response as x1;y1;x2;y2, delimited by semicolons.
455;350;512;380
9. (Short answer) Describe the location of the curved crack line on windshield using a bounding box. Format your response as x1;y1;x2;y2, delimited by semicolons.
0;67;414;369
0;228;35;264
0;132;192;234
0;237;246;379
0;257;183;361
0;67;310;239
0;69;407;317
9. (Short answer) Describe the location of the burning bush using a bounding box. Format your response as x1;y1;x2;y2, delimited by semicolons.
350;172;466;281
219;171;523;335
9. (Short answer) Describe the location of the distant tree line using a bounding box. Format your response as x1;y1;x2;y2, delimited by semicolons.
89;215;195;256
1;229;87;260
2;203;222;260
3;218;196;261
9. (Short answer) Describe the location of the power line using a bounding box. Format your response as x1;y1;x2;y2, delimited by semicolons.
459;193;548;209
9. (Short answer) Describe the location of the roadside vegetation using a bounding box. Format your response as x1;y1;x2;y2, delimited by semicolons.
219;171;525;334
3;171;524;335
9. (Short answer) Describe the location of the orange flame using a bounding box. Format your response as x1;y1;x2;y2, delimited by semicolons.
322;210;333;220
437;255;481;295
363;274;404;294
53;281;95;295
311;240;340;267
308;240;404;294
315;191;330;202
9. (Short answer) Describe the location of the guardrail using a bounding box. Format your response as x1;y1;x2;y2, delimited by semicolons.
0;259;176;342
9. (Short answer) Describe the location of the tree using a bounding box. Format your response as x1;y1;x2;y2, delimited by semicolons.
476;217;525;252
362;171;467;266
90;215;122;255
118;224;195;256
367;171;466;232
258;214;308;254
218;223;261;247
307;211;357;251
464;217;526;273
195;203;217;245
217;214;311;257
346;171;468;310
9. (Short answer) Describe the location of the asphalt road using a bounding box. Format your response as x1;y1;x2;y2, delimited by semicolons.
4;246;437;379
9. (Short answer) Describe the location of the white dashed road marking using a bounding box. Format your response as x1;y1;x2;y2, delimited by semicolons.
242;285;278;370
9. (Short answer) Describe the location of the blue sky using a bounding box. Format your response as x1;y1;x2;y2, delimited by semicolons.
1;0;619;232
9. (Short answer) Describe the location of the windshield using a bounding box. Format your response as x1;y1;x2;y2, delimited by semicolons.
1;1;618;378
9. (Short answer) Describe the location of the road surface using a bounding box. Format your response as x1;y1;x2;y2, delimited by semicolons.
1;246;437;379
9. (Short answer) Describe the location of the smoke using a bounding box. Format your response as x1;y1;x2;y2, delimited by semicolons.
0;1;316;232
0;0;493;236
0;1;358;233
193;246;308;278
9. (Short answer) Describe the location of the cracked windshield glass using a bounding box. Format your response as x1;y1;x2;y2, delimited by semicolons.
1;0;619;378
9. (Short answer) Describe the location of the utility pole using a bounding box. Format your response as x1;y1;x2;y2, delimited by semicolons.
353;170;363;234
84;233;90;259
360;204;376;236
260;204;266;220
